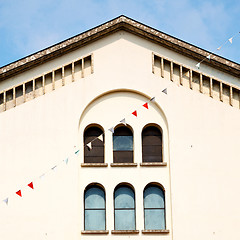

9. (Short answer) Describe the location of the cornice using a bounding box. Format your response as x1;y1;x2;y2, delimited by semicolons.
0;15;239;81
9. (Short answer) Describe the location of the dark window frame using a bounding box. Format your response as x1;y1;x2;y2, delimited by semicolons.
84;124;104;163
114;183;136;230
84;183;106;231
142;124;163;163
143;183;166;230
113;125;134;163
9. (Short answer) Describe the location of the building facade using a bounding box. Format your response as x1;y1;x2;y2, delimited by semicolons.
0;16;240;240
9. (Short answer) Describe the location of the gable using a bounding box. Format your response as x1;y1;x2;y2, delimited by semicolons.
0;29;239;114
0;15;240;82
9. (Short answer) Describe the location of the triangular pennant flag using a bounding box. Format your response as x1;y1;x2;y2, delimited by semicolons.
51;165;57;171
132;110;137;117
228;37;233;44
39;173;45;180
16;190;22;197
108;127;114;134
143;102;148;109
64;158;69;164
150;97;156;102
162;88;167;94
120;118;127;125
75;149;80;155
28;182;34;189
87;142;92;150
196;62;200;69
217;46;222;51
206;54;211;60
97;134;103;141
3;198;8;205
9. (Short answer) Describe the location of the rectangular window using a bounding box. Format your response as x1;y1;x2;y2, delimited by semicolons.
113;136;133;151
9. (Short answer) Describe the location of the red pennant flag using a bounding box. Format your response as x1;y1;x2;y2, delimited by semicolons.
16;190;22;197
28;182;34;189
132;110;137;117
143;102;148;109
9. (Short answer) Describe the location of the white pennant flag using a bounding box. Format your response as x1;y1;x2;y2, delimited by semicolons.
120;118;127;125
162;88;167;95
87;142;92;150
64;158;69;164
228;37;233;44
108;127;114;134
150;97;156;102
3;198;8;205
98;134;103;141
39;173;45;180
207;54;211;60
196;62;200;69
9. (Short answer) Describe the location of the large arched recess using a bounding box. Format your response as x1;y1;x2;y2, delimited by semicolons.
78;89;169;164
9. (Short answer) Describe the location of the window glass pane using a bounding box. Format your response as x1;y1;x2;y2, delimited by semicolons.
115;210;135;230
115;187;134;208
85;187;105;208
144;186;164;208
85;209;105;230
144;209;165;230
113;136;133;151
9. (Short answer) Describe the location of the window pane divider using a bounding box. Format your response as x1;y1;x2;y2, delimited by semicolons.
115;208;135;210
85;208;105;210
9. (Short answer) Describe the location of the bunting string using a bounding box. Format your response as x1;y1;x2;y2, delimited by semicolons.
195;31;240;69
1;87;168;206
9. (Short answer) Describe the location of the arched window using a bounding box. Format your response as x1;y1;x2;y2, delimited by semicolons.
84;184;106;230
84;126;104;163
144;184;165;230
114;185;136;230
113;126;133;163
142;125;162;162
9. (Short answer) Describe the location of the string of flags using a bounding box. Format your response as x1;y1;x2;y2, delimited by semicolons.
1;151;74;205
195;31;240;69
2;155;71;205
1;88;168;206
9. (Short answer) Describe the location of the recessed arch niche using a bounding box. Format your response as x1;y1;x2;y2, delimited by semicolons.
78;89;169;164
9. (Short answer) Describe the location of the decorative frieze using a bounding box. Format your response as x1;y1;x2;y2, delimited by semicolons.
153;53;240;109
0;54;93;113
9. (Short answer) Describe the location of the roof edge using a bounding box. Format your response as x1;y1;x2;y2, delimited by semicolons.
0;15;240;80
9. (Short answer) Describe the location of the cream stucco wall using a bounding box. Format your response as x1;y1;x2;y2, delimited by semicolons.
0;31;240;240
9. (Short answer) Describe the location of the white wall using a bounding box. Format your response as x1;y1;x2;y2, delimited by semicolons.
0;31;239;240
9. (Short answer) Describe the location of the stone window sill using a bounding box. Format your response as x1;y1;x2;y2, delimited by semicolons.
142;229;170;234
140;162;167;167
81;163;108;167
111;230;139;234
110;163;138;167
81;230;109;234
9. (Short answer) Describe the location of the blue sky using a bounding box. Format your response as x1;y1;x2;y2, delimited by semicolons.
0;0;239;67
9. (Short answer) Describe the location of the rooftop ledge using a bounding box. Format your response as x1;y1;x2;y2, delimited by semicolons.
1;15;239;81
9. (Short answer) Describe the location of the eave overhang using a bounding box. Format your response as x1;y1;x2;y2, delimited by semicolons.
0;15;240;81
